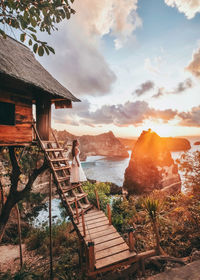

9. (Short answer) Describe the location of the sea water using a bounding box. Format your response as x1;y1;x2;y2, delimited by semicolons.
33;137;199;226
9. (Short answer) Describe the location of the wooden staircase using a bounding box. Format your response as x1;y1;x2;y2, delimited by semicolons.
33;125;157;279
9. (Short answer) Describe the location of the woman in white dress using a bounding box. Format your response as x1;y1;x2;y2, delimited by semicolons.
70;139;87;183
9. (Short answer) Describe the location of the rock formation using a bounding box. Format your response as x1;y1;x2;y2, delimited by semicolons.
54;130;129;160
123;129;181;195
162;137;191;151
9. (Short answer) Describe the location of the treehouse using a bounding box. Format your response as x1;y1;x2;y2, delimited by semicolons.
0;35;79;146
0;36;158;279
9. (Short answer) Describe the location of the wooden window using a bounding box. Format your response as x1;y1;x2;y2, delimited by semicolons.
0;101;15;125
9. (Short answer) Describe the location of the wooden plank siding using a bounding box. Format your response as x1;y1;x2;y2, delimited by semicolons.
0;90;33;146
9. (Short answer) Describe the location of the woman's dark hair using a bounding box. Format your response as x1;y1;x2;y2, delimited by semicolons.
72;139;78;157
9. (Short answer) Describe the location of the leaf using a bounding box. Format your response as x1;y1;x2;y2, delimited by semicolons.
47;46;55;54
33;43;38;54
38;46;44;56
28;27;36;33
20;33;26;42
31;33;37;41
29;39;32;46
0;29;6;39
30;17;37;28
44;46;50;55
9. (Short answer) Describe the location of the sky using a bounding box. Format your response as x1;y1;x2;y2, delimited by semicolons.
11;0;200;137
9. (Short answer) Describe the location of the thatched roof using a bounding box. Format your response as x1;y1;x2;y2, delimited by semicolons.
0;36;80;102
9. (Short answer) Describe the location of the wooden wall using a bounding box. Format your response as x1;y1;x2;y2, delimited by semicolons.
0;90;33;146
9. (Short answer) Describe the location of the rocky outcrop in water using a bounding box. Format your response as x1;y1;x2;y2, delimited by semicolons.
162;137;191;151
54;130;129;160
123;129;181;195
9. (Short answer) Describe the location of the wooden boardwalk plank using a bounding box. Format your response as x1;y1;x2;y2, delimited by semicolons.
78;219;109;231
88;232;120;245
84;211;105;221
83;226;116;240
95;237;126;252
96;243;129;260
84;216;108;226
95;250;137;269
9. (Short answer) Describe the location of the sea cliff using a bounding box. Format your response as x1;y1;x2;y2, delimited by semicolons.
123;129;181;195
54;130;129;160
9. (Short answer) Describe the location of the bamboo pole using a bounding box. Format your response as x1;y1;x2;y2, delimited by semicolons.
81;210;86;237
107;204;112;225
49;173;53;280
15;204;23;269
95;189;100;210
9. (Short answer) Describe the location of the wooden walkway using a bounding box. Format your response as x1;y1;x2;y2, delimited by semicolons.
33;125;157;278
77;208;137;271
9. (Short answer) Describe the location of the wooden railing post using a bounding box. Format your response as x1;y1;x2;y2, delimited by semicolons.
95;188;100;210
81;209;86;237
128;227;135;252
74;198;79;224
88;241;95;272
107;204;112;225
15;204;23;269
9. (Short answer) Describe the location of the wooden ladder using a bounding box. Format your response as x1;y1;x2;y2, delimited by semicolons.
33;125;93;223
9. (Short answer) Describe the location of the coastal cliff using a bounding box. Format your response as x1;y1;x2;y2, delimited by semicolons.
123;129;181;195
54;130;129;160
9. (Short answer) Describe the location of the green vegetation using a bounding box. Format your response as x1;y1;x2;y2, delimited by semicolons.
0;0;75;55
1;151;199;278
82;181;111;211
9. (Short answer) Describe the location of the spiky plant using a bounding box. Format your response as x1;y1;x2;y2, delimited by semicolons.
142;197;165;255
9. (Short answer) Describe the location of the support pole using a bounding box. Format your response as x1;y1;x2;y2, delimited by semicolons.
75;198;79;224
15;204;23;269
81;210;86;237
107;204;112;225
88;241;95;272
128;227;135;252
95;189;100;210
49;173;53;280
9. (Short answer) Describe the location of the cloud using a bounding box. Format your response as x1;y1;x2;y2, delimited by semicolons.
144;58;160;74
153;88;165;98
134;81;155;96
40;0;142;97
186;47;200;78
178;106;200;127
164;0;200;19
74;0;142;50
73;100;178;127
152;79;193;98
173;78;193;93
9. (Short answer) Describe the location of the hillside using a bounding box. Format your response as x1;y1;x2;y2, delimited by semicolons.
54;130;129;160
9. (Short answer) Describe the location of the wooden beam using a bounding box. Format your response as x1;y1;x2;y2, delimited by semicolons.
128;227;135;252
107;204;112;225
88;241;95;272
95;189;100;210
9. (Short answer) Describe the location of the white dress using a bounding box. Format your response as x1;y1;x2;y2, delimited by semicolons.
70;148;87;183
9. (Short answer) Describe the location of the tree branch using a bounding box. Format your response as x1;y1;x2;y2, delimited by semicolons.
17;159;49;200
9;147;21;193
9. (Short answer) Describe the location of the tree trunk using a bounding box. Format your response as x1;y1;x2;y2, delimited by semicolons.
0;147;48;242
152;219;165;255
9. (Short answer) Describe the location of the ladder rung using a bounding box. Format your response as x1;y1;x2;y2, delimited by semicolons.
45;148;64;152
66;193;88;204
50;157;68;162
57;176;70;183
62;183;82;192
53;166;71;171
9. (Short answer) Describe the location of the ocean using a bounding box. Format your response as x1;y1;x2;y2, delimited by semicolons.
33;136;200;226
